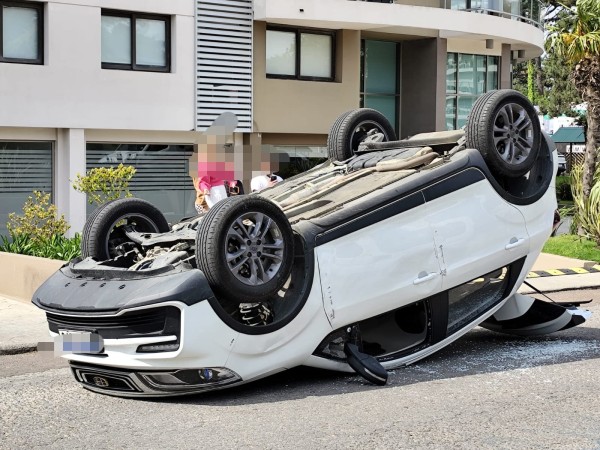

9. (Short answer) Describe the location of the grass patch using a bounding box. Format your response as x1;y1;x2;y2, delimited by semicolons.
543;234;600;262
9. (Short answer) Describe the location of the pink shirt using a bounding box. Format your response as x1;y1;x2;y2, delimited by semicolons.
197;162;236;191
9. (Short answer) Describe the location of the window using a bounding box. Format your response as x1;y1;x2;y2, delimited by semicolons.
101;10;170;72
361;40;400;134
0;141;53;237
0;1;43;64
266;27;334;81
261;145;327;179
86;144;195;224
447;266;508;335
445;52;499;130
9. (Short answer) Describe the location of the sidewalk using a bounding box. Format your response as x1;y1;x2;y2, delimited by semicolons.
1;253;599;356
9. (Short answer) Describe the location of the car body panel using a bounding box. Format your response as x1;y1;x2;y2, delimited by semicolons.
316;191;442;329
425;177;530;291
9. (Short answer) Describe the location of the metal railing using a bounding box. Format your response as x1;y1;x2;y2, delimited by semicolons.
441;0;544;29
347;1;544;29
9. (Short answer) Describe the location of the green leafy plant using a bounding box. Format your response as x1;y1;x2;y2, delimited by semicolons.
72;164;136;206
7;191;70;243
0;233;81;261
0;233;34;255
570;163;600;243
555;175;574;202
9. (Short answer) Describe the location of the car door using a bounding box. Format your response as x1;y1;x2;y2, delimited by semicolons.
315;191;443;329
423;170;530;291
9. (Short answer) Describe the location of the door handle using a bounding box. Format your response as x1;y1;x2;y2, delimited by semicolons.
505;238;526;250
413;272;438;285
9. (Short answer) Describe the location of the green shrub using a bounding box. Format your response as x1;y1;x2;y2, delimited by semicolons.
7;191;70;243
570;164;600;243
0;233;35;255
72;164;136;206
0;233;81;261
555;175;573;202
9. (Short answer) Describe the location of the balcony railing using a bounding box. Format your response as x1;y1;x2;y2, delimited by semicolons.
350;1;544;29
441;0;544;29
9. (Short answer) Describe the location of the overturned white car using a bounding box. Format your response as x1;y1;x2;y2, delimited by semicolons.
33;90;590;397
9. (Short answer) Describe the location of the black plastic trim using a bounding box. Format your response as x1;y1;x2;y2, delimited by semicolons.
423;169;485;202
32;267;213;314
315;191;425;246
46;306;180;340
311;141;553;247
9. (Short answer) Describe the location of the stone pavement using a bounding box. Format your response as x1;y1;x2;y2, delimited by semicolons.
1;253;599;356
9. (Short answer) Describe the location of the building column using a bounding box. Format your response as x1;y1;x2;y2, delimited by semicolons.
55;129;86;237
500;44;512;89
401;37;448;137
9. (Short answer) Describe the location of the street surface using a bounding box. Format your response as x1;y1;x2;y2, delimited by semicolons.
2;289;600;449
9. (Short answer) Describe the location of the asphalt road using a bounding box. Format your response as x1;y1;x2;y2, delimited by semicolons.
2;289;600;449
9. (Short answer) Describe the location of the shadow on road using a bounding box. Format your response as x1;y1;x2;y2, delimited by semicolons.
156;323;600;407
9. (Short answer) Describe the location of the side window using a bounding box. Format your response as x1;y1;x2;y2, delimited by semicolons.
0;1;43;64
447;266;509;335
101;10;170;72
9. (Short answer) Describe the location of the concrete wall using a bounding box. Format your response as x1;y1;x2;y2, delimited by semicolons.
0;253;64;302
0;0;195;131
253;23;360;134
401;38;447;137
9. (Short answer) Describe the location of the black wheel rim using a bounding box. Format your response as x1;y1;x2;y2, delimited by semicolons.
350;120;390;153
104;213;160;258
493;102;534;166
224;211;285;286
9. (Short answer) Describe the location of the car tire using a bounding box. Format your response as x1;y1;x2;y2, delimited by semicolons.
327;108;397;162
82;198;170;260
466;89;541;178
196;196;294;304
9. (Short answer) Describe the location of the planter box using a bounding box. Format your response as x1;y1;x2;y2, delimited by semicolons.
0;252;64;303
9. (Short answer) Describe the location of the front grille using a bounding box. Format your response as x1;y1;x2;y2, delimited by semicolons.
47;306;180;339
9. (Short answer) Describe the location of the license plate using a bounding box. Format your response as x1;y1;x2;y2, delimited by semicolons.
55;331;104;354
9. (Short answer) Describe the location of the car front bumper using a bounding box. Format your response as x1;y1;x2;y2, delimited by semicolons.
69;362;243;397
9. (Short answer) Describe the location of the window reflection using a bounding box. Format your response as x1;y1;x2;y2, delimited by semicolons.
86;144;195;224
445;53;499;130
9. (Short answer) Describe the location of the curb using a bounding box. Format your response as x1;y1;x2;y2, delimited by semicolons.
0;343;39;356
527;265;600;278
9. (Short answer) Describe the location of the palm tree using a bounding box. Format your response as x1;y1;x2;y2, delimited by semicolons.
546;0;600;200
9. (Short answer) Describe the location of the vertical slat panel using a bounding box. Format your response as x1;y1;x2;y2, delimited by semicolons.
196;0;253;132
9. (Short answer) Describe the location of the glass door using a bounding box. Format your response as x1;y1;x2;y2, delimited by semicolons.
361;40;400;133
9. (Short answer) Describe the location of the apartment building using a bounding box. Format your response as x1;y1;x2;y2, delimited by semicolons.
0;0;544;235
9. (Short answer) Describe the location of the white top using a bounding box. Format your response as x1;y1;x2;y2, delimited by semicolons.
250;174;283;192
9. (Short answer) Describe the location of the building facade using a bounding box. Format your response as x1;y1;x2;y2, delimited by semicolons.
0;0;544;236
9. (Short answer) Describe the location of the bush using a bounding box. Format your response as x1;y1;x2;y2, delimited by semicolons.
555;175;573;202
570;164;600;243
7;191;69;243
0;233;81;261
72;164;136;206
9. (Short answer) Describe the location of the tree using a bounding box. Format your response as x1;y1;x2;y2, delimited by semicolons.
512;52;581;117
546;0;600;202
536;52;581;116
